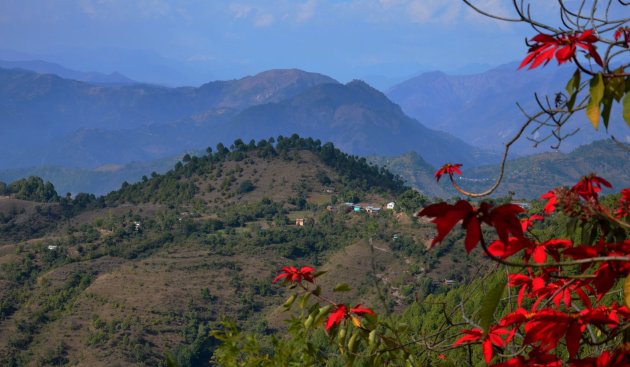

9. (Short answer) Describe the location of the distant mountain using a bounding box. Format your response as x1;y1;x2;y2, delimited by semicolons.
214;80;498;165
372;140;630;199
0;59;136;85
387;62;630;154
0;68;498;170
0;155;183;196
0;67;337;168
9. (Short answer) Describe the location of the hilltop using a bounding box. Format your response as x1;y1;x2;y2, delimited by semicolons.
0;136;484;366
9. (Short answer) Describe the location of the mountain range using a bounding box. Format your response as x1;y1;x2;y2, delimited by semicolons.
386;62;629;154
0;66;497;170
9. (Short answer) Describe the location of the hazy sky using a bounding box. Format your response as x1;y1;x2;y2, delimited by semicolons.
0;1;602;86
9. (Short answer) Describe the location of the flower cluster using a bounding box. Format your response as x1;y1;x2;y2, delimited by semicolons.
519;30;602;69
419;167;630;365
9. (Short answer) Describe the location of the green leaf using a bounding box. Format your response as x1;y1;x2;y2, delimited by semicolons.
314;305;332;327
313;270;328;278
624;274;630;309
601;94;613;130
479;277;506;335
304;314;315;329
607;69;625;102
299;292;311;309
586;73;605;129
624;84;630;127
566;69;580;94
283;294;297;309
333;283;352;292
312;285;321;296
565;69;581;110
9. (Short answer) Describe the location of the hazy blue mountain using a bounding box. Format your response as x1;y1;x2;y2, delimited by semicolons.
0;67;337;168
217;80;498;166
387;62;629;154
0;59;136;85
0;155;182;196
0;67;498;170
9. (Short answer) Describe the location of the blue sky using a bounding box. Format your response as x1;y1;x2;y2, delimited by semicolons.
0;1;576;87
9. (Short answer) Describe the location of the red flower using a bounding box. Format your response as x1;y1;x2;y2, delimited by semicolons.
541;190;559;214
272;266;315;284
519;30;602;69
521;214;544;232
615;26;630;48
324;304;375;331
418;201;525;253
571;174;612;201
508;271;547;306
615;188;630;218
434;163;462;182
493;347;562;367
453;326;512;363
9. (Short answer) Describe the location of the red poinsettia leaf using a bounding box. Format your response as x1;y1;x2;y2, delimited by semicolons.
555;44;575;63
489;204;526;245
272;273;288;283
350;304;375;316
418;201;473;246
483;339;494;363
325;305;347;330
578;29;598;43
453;328;482;346
521;215;544;232
530;46;557;69
532;34;558;44
464;216;481;254
586;44;603;67
574;287;592;309
565;321;582;358
533;246;547;264
434;163;463;182
541;190;558;215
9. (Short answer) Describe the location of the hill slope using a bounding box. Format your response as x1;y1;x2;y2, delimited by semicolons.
372;140;630;199
0;138;481;366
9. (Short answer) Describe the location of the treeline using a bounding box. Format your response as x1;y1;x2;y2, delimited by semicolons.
0;176;59;203
105;134;407;205
2;135;407;209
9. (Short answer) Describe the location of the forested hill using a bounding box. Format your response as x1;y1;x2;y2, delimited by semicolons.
370;139;630;199
0;134;455;366
104;134;407;206
0;135;407;208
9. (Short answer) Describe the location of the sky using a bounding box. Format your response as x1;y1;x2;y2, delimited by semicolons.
0;0;604;87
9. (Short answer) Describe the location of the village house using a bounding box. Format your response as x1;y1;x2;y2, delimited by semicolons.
295;218;305;226
365;206;381;215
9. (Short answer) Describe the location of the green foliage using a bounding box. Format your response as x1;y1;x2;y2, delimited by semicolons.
397;189;428;214
6;176;59;202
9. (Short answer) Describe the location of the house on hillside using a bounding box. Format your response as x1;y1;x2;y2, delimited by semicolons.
295;218;305;226
386;202;395;210
365;206;381;215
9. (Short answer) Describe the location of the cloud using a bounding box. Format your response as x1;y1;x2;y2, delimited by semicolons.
407;1;461;25
229;4;254;19
296;0;317;23
254;13;274;27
